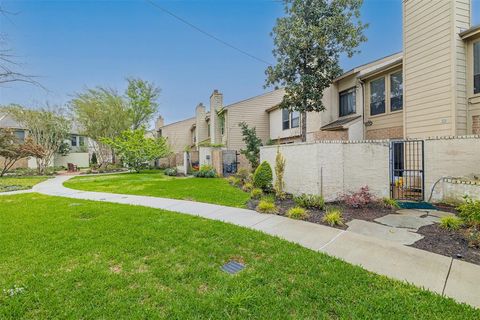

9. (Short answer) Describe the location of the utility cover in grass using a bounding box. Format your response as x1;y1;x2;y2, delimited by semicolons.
221;261;245;274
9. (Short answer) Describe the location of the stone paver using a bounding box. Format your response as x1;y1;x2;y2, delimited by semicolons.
28;176;480;308
429;210;456;218
444;259;480;308
346;219;424;245
375;214;437;230
321;231;452;293
396;209;425;217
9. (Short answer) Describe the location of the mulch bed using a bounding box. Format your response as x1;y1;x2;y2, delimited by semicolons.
411;224;480;265
247;195;480;265
247;196;395;230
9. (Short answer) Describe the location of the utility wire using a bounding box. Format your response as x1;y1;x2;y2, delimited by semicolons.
145;0;273;66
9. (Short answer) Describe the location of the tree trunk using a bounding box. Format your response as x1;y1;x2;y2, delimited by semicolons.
301;111;307;142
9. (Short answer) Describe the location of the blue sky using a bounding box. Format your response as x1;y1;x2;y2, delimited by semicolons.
1;0;479;125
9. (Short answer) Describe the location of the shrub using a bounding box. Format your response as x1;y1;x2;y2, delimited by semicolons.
287;206;308;220
235;168;251;184
242;182;253;192
322;208;344;226
250;188;263;199
164;168;177;176
193;165;217;178
294;194;325;209
457;196;480;227
465;227;480;248
253;161;273;191
382;197;400;209
439;216;463;231
256;200;278;214
227;176;237;185
274;147;286;199
342;186;375;208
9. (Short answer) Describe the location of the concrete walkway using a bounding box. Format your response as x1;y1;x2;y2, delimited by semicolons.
30;176;479;308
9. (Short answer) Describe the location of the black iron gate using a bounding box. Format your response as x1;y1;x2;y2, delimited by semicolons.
222;150;238;176
390;140;425;201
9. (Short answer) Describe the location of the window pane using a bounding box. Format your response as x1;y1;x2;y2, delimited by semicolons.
79;136;85;147
339;88;356;117
14;130;25;142
71;135;77;147
390;72;403;111
370;78;386;115
474;41;480;94
291;111;300;128
282;108;290;130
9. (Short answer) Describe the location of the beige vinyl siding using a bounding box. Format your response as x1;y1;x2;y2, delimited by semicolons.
454;0;470;134
226;89;284;151
161;117;195;153
403;0;456;137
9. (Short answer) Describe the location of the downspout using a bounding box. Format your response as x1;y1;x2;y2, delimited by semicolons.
359;79;366;139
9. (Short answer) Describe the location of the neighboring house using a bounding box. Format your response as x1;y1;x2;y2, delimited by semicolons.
0;112;90;169
159;0;480;157
156;89;284;167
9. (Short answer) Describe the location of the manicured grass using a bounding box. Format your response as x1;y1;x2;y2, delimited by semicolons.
0;194;478;319
0;176;50;192
64;171;250;207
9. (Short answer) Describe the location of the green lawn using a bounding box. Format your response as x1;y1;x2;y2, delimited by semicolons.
0;176;50;193
64;171;250;207
0;194;478;319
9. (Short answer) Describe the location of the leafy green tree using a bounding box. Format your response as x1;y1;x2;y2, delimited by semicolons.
101;129;170;173
125;78;161;130
238;122;262;170
265;0;368;141
6;106;71;174
70;87;130;166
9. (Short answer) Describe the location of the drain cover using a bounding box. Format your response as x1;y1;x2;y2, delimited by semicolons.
221;261;245;274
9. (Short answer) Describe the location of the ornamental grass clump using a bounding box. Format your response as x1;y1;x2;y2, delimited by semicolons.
322;208;344;226
287;206;308;220
242;182;253;192
193;165;217;178
439;216;463;231
294;194;325;209
382;197;400;209
250;188;263;199
253;161;273;192
256;199;278;214
274;147;286;200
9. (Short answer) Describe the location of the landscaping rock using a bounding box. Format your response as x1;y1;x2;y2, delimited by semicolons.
375;214;437;231
346;219;424;245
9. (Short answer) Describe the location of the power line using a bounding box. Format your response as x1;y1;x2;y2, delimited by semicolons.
145;0;273;66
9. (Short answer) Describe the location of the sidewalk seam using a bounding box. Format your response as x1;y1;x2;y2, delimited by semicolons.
442;258;454;296
318;230;346;251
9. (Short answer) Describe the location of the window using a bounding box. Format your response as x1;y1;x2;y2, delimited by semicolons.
207;124;210;137
79;136;85;147
474;41;480;94
282;108;290;130
390;72;403;111
14;130;25;143
339;88;356;117
70;135;77;147
370;78;386;115
219;116;225;135
291;111;300;128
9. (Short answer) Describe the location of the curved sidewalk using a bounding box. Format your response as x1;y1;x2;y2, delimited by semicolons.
32;176;479;308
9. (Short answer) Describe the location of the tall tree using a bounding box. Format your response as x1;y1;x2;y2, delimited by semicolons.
125;78;161;130
70;87;130;166
265;0;368;141
6;106;71;174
